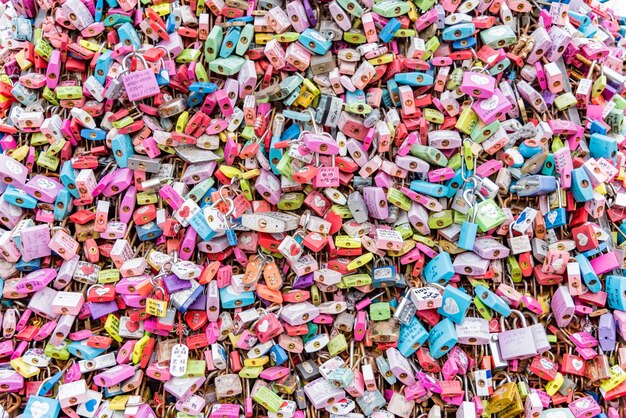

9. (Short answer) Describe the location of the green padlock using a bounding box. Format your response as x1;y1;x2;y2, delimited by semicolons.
275;153;293;178
184;360;207;378
328;334;348;356
387;188;411;210
447;152;462;171
330;205;354;219
372;1;410;17
339;274;372;289
423;36;440;60
410;144;448;167
277;192;305;211
54;86;83;100
253;383;284;412
414;0;435;11
37;152;60;171
370;302;391;321
479;25;517;49
395;223;413;240
30;132;49;147
471;120;500;144
428;210;453;229
473;295;493;320
506;255;522;283
456;105;479;135
239;365;263;379
554;93;577;110
176;48;201;64
337;0;363;16
209;56;245;76
204;26;223;61
473;199;507;231
45;343;70;360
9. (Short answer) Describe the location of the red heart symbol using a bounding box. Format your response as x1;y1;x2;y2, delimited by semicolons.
290;244;300;256
179;206;190;217
82;265;94;275
125;320;140;332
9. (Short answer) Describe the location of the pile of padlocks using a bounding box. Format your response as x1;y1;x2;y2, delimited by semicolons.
3;0;626;415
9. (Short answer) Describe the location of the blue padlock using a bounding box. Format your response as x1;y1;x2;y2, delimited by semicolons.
372;257;397;288
544;183;566;229
441;23;475;41
423;252;454;285
220;27;241;58
570;168;594;202
269;344;288;366
54;189;72;221
458;189;478;251
136;222;163;242
437;284;472;324
67;340;106;359
394;72;434;87
409;180;449;198
474;285;512;317
60;160;80;198
220;286;255;309
589;132;618;162
16;258;41;272
386;79;400;107
298;29;332;55
187;92;205;108
23;396;60;418
111;134;133;168
575;253;602;293
118;22;142;50
518;142;543;159
398;316;428;357
94;50;113;86
379;18;401;43
541;154;556;176
427;318;458;359
606;275;626;310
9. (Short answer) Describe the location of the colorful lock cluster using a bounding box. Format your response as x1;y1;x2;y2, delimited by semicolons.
2;0;626;416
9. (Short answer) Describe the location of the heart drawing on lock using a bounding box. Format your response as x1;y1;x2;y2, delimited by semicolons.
443;298;459;315
314;196;326;208
82;265;95;275
547;211;558;224
552;258;564;272
290;243;301;256
240;235;252;245
29;401;50;418
572;359;583;370
178;206;190;218
84;399;97;412
125;320;140;333
94;287;109;296
576;233;588;247
257;320;269;333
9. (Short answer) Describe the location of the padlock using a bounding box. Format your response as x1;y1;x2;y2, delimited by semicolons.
496;309;537;360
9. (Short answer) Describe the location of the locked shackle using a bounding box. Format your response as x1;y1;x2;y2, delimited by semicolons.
462;188;478;223
469;65;489;76
467;175;485;199
150;272;168;288
425;282;445;294
300;210;311;230
500;309;526;331
224;197;235;218
122;51;149;73
154;45;171;60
